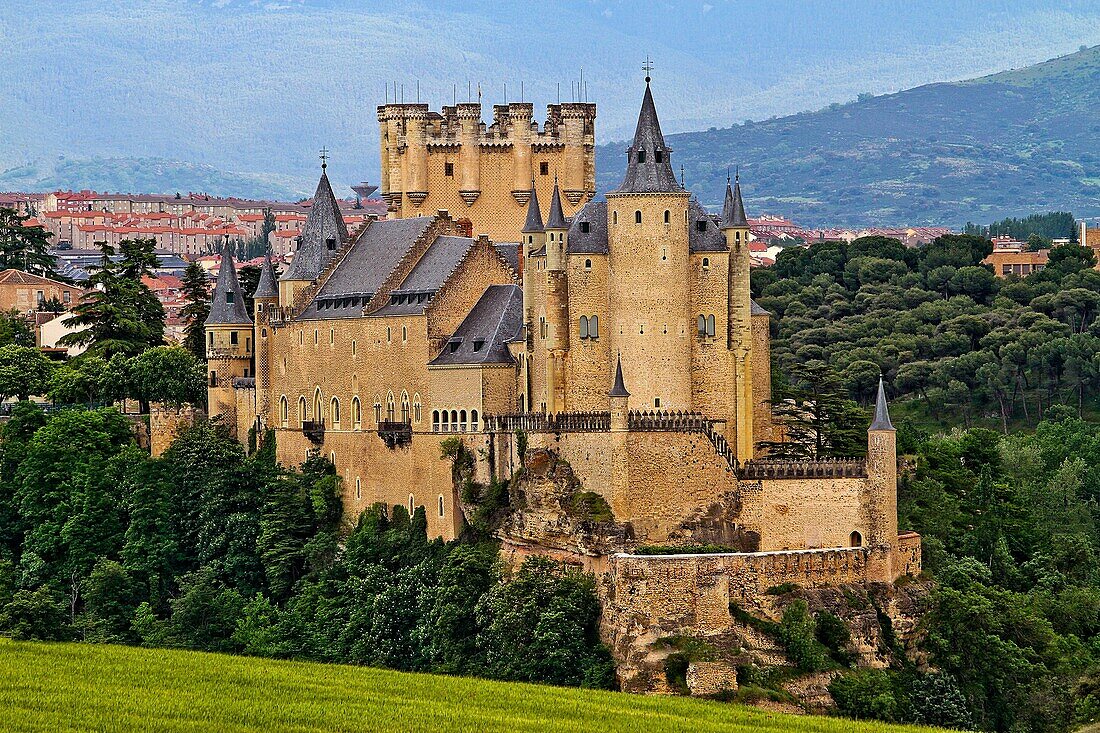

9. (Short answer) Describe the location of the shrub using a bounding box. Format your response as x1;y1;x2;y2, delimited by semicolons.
829;669;903;722
570;491;614;523
777;600;829;672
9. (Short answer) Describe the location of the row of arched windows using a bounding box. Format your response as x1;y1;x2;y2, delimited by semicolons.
578;315;599;340
697;314;716;339
278;389;422;429
431;409;480;433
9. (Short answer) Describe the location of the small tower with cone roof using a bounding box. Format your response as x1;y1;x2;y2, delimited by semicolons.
280;161;348;306
609;353;630;431
865;376;900;581
544;178;570;413
252;249;279;421
721;171;754;461
205;252;253;427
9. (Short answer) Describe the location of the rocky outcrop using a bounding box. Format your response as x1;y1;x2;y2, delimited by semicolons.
498;448;634;560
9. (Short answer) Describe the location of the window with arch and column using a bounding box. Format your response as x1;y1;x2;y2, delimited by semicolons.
401;391;410;422
330;397;340;427
413;394;422;422
280;396;289;428
313;388;323;424
298;396;307;425
432;409;440;431
471;409;479;431
374;398;382;424
459;409;467;432
352;397;362;429
387;392;396;421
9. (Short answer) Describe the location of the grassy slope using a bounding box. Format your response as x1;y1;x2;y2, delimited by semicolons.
0;641;944;733
597;45;1100;227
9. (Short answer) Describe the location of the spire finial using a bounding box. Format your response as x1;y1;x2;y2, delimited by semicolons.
642;56;654;84
727;167;731;185
319;146;329;170
609;351;630;398
735;165;739;183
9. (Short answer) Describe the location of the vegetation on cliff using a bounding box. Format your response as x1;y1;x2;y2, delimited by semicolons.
0;412;613;690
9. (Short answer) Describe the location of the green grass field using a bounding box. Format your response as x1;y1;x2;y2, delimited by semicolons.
0;640;945;733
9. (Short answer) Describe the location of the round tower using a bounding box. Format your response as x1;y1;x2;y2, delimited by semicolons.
865;377;899;581
205;252;253;428
544;179;570;413
252;250;279;422
721;172;754;461
607;78;692;411
520;179;545;414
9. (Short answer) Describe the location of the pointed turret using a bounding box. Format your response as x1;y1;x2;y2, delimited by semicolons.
521;178;543;234
609;354;630;397
253;249;278;300
206;253;251;325
870;377;895;431
282;168;348;282
720;172;748;229
544;178;568;230
612;80;682;194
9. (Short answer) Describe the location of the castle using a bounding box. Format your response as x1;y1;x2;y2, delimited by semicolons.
204;79;920;665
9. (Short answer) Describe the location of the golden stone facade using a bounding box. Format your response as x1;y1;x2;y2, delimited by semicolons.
204;80;918;604
379;101;596;241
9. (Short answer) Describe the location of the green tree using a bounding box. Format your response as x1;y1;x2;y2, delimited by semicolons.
0;309;34;347
179;261;210;361
0;207;60;278
0;345;54;401
129;346;206;409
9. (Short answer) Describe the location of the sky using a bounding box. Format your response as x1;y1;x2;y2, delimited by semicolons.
2;0;1099;192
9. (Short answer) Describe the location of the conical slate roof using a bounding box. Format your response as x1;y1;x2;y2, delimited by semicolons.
611;82;683;195
720;173;748;229
522;179;544;233
253;249;278;299
282;169;349;281
869;377;895;431
545;179;568;230
609;354;630;397
205;253;251;325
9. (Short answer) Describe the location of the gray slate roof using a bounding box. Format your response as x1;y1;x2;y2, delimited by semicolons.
567;201;608;254
688;199;729;253
609;354;630;397
493;242;520;273
282;170;349;281
429;284;522;367
750;299;770;316
373;235;477;316
870;377;895;431
206;254;251;325
522;182;544;233
610;83;684;195
253;250;278;299
299;216;434;320
545;181;568;229
721;176;749;228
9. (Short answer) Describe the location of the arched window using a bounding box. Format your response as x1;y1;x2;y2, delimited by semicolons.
355;478;362;500
471;409;478;430
298;396;307;424
352;397;362;428
432;409;440;431
702;257;710;270
663;210;670;224
612;210;618;225
442;410;450;432
413;394;422;422
584;258;592;270
331;397;340;426
329;451;336;466
589;315;598;339
280;396;289;428
450;410;458;429
579;315;589;339
313;388;323;423
634;210;642;224
697;315;707;337
850;531;863;548
401;391;410;422
439;495;445;517
386;391;396;421
373;398;382;424
459;410;467;432
706;314;716;338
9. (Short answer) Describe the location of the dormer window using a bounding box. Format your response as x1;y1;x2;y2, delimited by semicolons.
448;341;460;354
696;220;708;232
326;237;336;251
655;149;664;163
473;339;485;352
226;292;234;304
580;222;590;234
637;149;646;164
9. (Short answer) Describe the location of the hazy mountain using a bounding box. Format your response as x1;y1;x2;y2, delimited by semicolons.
2;0;1099;201
597;45;1100;227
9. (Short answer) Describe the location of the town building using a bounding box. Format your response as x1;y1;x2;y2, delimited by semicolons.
0;269;83;313
983;235;1049;277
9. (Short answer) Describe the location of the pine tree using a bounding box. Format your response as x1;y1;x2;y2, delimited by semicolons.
59;240;165;358
180;261;210;361
0;207;60;279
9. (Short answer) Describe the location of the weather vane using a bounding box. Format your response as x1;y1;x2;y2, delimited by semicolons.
319;146;329;170
642;56;654;83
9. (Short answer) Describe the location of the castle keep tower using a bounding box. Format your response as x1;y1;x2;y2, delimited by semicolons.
606;79;692;410
206;253;253;429
544;180;570;413
279;167;349;307
378;99;596;241
721;174;754;461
